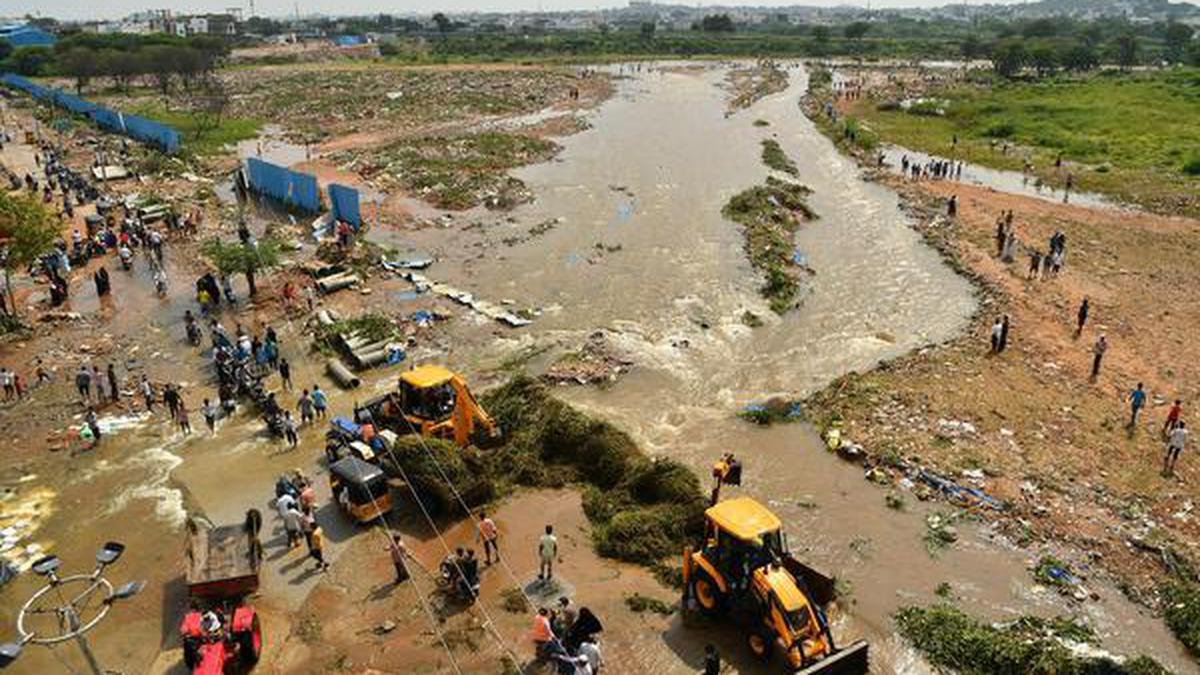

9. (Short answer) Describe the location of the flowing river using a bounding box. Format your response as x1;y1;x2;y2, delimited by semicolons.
1;62;1194;674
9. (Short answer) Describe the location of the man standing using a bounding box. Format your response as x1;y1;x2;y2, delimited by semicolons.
75;365;92;403
1128;383;1147;428
311;385;328;420
998;315;1010;353
538;525;558;582
386;534;411;584
1164;422;1189;477
1091;335;1108;380
107;363;119;403
202;398;218;435
990;317;1003;354
140;375;154;412
298;389;314;426
477;510;499;565
1076;297;1089;338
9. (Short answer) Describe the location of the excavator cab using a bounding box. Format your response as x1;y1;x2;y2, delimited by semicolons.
683;497;868;675
357;365;500;448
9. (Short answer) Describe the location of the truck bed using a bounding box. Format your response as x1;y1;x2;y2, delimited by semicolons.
186;521;261;599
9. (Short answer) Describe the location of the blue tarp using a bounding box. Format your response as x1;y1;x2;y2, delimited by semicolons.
1;74;180;153
245;158;321;213
333;35;364;47
328;183;361;227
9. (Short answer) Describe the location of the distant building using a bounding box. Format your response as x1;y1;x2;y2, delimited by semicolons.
0;23;56;47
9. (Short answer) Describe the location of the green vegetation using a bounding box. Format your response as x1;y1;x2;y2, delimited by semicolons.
0;191;59;317
1163;581;1200;658
127;102;260;156
379;376;708;566
855;69;1200;215
200;236;283;297
895;604;1170;675
761;139;798;176
722;176;817;313
364;132;558;210
625;593;674;615
500;586;527;613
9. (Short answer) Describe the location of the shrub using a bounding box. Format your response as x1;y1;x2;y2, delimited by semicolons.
1182;157;1200;176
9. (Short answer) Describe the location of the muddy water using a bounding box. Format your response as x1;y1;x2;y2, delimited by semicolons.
433;65;1194;671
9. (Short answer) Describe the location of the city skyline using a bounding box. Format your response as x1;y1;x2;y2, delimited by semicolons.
3;0;1159;23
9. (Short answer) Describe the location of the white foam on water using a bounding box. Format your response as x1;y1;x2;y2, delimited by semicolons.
102;445;187;527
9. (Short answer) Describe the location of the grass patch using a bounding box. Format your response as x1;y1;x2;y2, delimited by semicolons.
379;376;707;567
357;131;558;210
895;604;1169;675
761;139;798;176
127;102;261;156
854;69;1200;216
1163;581;1200;658
722;177;817;314
624;593;674;615
500;586;527;614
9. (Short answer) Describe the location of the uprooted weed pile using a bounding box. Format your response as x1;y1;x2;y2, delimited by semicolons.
722;176;818;314
223;67;598;138
1163;581;1200;658
378;376;707;566
895;604;1169;675
344;131;558;210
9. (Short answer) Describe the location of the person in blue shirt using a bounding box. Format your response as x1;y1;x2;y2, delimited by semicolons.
311;385;328;420
1129;382;1147;428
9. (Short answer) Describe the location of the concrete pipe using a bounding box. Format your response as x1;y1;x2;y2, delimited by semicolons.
326;357;361;389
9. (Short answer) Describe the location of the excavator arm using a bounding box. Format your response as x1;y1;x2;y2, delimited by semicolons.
450;376;499;447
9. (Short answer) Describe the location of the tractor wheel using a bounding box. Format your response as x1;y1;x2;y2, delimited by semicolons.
182;638;199;670
691;570;725;616
238;613;262;668
747;630;774;662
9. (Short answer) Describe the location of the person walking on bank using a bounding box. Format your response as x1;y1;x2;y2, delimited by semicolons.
477;510;499;565
1164;400;1183;438
538;524;558;582
998;315;1010;353
1076;297;1089;338
1091;335;1108;381
990;316;1003;354
1128;383;1146;429
386;534;411;584
1164;422;1189;477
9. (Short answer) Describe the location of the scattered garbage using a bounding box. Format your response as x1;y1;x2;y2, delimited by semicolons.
393;270;532;328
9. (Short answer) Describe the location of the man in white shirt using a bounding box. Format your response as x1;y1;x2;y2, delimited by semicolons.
538;524;558;581
578;639;603;674
1165;421;1189;476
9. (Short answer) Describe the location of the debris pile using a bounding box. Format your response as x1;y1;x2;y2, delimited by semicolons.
722;176;818;314
542;332;632;386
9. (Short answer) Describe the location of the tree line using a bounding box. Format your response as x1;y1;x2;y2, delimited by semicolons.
0;33;229;94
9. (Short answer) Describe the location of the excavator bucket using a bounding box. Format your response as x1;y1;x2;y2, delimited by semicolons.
781;555;837;607
796;640;869;675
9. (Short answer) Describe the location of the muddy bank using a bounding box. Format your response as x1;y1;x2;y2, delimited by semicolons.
799;60;1200;670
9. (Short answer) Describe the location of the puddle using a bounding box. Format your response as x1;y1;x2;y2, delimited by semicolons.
879;144;1115;210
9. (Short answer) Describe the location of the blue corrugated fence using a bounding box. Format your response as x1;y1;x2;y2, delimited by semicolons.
2;73;181;153
245;158;322;213
328;184;361;228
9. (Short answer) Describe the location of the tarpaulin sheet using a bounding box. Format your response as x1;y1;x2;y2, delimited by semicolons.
328;183;361;227
245;158;321;213
1;74;181;153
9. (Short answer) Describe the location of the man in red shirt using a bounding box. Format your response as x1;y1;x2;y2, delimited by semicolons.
1164;400;1184;437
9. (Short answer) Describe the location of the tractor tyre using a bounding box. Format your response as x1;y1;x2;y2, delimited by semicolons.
182;637;199;670
238;613;262;668
691;570;725;617
747;630;774;663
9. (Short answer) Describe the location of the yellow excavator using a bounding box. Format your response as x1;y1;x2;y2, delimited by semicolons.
355;365;500;448
682;497;869;675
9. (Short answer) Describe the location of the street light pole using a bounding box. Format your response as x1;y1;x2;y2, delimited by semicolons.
0;542;144;673
66;607;103;675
